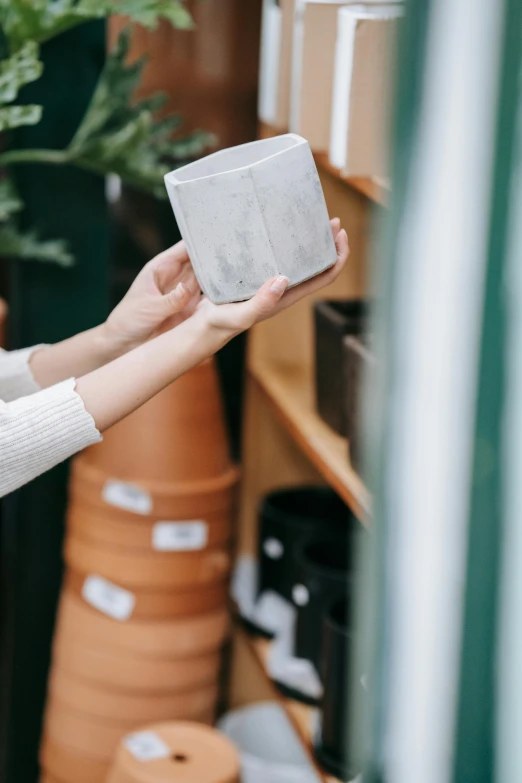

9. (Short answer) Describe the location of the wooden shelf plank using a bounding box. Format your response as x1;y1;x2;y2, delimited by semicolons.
249;359;371;521
258;121;390;207
315;153;390;208
240;627;340;783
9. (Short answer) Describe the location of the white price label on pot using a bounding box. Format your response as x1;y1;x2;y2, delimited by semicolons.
102;480;152;515
124;730;171;762
82;575;135;621
152;521;208;551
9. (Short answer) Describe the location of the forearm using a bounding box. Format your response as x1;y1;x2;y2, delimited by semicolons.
29;324;125;388
0;317;229;499
76;314;232;432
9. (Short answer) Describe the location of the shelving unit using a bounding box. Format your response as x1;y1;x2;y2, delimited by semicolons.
229;626;339;783
228;120;386;782
250;359;371;518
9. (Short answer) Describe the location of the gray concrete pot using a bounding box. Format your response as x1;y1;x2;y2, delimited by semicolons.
164;134;336;304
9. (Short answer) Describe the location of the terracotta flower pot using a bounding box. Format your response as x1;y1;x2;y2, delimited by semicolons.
40;736;109;783
64;536;231;591
65;570;229;621
70;456;239;521
67;502;233;552
54;591;229;659
52;632;221;694
43;700;216;763
44;700;146;762
48;667;219;724
107;721;240;783
80;360;232;483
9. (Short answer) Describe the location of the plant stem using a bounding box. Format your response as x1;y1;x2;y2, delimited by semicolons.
0;148;69;167
0;147;165;198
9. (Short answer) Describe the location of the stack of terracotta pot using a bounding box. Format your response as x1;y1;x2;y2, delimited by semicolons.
40;359;238;783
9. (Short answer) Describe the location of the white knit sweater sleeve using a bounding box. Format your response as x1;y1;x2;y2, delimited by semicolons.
0;345;46;402
0;378;102;498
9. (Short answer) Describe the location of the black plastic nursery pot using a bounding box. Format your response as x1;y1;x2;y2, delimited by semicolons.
257;486;350;604
314;300;369;435
343;333;375;473
292;537;354;675
315;599;360;781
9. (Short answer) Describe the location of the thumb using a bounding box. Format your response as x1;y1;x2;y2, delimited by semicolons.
242;275;290;325
162;282;191;314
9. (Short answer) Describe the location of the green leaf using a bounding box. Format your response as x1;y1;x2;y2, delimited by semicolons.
0;178;23;221
68;28;144;151
113;0;194;29
0;104;42;131
0;223;73;266
0;0;193;49
0;41;42;105
64;27;215;197
163;130;218;161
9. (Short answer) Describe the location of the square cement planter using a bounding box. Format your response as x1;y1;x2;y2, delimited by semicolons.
164;134;336;304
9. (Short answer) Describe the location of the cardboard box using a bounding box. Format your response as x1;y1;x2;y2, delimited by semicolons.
330;5;403;176
290;1;401;152
290;1;350;150
258;0;296;129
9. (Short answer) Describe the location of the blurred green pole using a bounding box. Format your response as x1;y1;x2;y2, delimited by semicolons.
451;2;521;780
495;14;522;781
351;3;432;779
357;0;515;781
0;22;109;783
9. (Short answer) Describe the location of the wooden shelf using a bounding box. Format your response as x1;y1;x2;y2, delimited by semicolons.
240;626;340;783
315;153;390;208
259;121;390;207
250;359;371;521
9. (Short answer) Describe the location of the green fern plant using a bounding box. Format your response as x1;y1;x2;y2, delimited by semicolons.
0;1;214;265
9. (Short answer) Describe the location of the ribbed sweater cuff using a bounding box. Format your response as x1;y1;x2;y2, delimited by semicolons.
0;345;46;402
0;378;102;498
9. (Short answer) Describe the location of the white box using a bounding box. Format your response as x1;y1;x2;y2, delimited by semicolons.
290;1;350;151
329;5;403;176
290;1;402;155
258;0;282;124
258;0;296;129
165;135;336;304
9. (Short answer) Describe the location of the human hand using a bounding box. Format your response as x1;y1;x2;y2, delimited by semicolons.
103;240;200;353
195;218;348;338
